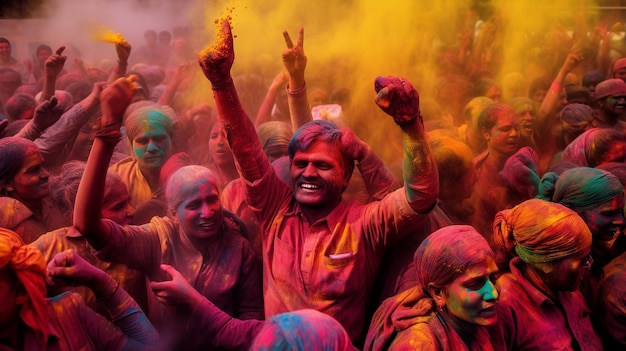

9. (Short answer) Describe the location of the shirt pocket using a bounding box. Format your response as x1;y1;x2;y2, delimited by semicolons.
270;236;295;284
318;252;359;298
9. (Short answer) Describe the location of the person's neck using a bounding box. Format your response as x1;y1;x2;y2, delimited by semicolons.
215;163;239;186
487;148;512;171
521;263;556;300
301;198;342;224
438;309;476;348
13;195;44;219
139;166;162;193
595;111;618;128
183;227;221;254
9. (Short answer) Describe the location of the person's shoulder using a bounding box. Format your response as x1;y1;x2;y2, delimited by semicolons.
31;227;71;250
0;196;33;227
47;291;84;310
390;319;441;350
108;156;136;171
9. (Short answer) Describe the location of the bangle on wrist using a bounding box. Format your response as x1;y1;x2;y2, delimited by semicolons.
117;60;128;66
94;117;123;145
287;82;306;95
98;278;120;301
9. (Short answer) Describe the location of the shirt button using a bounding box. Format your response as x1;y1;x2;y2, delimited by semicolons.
305;251;311;257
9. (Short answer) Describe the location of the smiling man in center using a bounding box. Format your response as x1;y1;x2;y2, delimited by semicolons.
197;19;439;346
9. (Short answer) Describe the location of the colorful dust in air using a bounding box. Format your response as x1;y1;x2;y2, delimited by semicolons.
186;0;609;163
25;0;621;163
91;24;127;45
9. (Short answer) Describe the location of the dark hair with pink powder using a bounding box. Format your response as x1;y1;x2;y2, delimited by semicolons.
0;137;40;192
288;120;354;183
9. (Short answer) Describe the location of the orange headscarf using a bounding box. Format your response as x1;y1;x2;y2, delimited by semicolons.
0;228;49;344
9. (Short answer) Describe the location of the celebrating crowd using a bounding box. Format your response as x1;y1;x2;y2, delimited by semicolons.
1;4;626;351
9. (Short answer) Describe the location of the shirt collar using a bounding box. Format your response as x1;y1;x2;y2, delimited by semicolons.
283;197;348;230
509;257;554;307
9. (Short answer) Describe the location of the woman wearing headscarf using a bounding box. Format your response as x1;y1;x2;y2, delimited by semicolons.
536;167;625;313
0;228;157;350
490;199;603;351
108;102;174;210
469;103;520;242
559;127;626;168
250;309;357;351
364;225;499;351
0;137;66;243
31;161;148;316
74;77;263;351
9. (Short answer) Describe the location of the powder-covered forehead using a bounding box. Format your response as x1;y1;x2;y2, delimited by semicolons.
414;225;492;288
125;105;174;141
0;136;40;184
166;165;218;207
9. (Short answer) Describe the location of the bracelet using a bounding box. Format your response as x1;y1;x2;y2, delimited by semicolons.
117;60;128;67
211;76;234;91
287;82;306;95
98;279;120;301
94;118;123;145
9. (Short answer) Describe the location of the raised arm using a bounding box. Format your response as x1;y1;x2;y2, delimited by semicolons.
157;61;195;106
73;77;135;249
254;71;288;127
39;46;66;103
34;82;106;168
47;250;158;350
282;28;312;130
340;127;400;201
374;76;438;212
537;51;583;125
15;96;64;141
150;264;263;351
108;39;132;83
198;18;271;182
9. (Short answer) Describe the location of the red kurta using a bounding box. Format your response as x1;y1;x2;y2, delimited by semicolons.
488;257;603;351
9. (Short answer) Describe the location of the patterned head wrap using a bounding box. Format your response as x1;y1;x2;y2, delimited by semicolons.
251;309;357;351
0;228;49;343
493;199;591;265
537;167;624;211
560;103;594;135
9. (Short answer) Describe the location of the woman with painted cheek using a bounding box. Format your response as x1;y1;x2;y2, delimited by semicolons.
365;225;499;351
537;166;625;309
489;199;603;351
0;137;66;243
109;103;174;211
204;121;239;192
468;103;520;244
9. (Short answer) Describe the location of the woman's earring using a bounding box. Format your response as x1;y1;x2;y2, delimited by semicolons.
5;186;13;193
